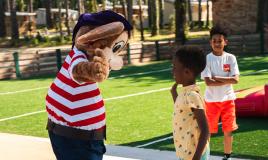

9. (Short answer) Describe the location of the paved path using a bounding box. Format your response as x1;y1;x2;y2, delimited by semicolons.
0;133;250;160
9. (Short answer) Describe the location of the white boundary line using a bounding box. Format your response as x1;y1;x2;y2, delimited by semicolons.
1;68;267;96
0;86;49;95
0;110;45;122
108;68;171;79
135;122;223;148
0;82;205;122
0;68;171;95
136;136;173;148
0;87;172;122
240;69;268;76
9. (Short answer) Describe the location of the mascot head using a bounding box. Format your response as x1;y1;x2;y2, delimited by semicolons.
72;10;132;70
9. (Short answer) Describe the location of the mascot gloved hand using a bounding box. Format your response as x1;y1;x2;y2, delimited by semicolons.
46;10;132;160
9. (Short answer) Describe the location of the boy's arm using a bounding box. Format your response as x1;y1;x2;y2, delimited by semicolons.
204;77;225;86
170;83;178;103
212;75;239;84
192;108;210;160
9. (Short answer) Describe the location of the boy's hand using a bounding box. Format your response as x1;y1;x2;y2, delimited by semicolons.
170;83;179;103
170;83;178;92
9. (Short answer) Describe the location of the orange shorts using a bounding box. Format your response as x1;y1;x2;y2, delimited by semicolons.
205;100;238;133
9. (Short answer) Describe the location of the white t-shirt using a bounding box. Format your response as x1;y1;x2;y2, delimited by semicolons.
201;52;239;102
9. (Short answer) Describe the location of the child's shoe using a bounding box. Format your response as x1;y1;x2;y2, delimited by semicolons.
222;154;232;160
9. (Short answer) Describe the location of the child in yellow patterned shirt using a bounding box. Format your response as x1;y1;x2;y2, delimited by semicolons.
170;46;210;160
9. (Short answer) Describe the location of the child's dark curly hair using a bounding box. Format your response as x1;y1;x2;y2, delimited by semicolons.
210;25;228;39
174;45;206;77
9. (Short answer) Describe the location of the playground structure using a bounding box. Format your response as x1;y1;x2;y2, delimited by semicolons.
235;84;268;117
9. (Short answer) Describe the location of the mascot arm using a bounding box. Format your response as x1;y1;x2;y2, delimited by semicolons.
72;49;109;83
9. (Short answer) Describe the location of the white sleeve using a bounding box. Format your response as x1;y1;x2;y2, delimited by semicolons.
230;55;240;76
201;57;211;79
68;57;88;84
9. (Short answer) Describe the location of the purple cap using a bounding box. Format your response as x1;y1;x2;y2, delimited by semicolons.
72;10;133;48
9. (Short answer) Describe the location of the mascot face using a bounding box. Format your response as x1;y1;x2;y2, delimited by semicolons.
75;21;129;70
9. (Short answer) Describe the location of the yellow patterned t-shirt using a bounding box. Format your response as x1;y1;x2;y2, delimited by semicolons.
173;84;208;160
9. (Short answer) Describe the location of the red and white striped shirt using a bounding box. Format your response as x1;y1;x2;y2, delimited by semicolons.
46;47;106;131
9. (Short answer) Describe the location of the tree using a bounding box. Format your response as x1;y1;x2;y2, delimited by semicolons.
147;0;152;29
138;0;144;40
175;0;186;44
0;0;6;37
45;0;53;29
28;0;33;12
65;0;70;36
10;0;19;40
198;0;202;28
206;0;209;28
151;0;159;36
6;0;10;12
159;0;164;29
58;0;63;38
120;0;127;18
187;0;193;29
17;0;25;12
88;0;97;12
78;0;85;15
101;0;106;10
112;0;116;11
126;0;133;38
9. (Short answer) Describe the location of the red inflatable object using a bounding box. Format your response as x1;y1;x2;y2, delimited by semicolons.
235;84;268;117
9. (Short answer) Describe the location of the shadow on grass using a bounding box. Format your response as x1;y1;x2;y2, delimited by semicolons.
119;117;268;159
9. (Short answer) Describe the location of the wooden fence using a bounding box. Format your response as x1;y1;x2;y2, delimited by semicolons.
0;40;176;79
0;33;265;79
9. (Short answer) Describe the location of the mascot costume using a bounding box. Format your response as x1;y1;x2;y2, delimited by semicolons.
45;10;132;160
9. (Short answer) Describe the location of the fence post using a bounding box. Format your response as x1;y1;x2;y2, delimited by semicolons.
13;52;21;78
155;41;160;61
127;44;131;64
56;49;62;70
260;24;265;54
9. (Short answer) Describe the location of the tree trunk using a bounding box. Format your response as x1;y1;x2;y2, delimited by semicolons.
0;0;6;37
138;0;144;41
127;0;133;38
159;0;164;29
65;0;70;36
45;0;53;29
187;0;193;29
147;0;152;29
206;0;209;28
112;0;116;11
58;0;63;38
88;0;97;12
6;0;10;12
198;0;202;28
120;0;127;18
28;0;33;12
151;0;159;36
10;0;19;40
78;0;85;15
101;0;106;10
17;0;25;12
175;0;186;44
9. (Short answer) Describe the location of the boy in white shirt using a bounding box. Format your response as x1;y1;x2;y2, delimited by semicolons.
201;25;239;160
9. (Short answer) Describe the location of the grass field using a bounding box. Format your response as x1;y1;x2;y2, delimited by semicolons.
0;55;268;159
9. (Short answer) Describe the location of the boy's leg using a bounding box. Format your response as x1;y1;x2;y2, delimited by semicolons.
205;101;221;134
223;131;233;154
221;100;238;159
48;131;106;160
